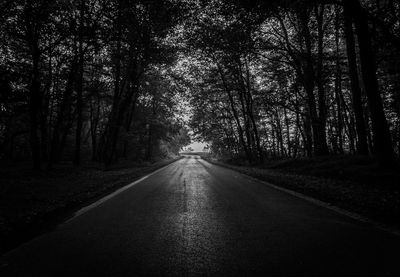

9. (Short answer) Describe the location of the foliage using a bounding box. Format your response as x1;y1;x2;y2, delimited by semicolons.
0;0;190;167
1;0;400;168
168;0;400;166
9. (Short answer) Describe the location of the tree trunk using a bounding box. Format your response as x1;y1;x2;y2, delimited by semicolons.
243;57;263;162
343;3;369;155
89;96;100;161
29;45;42;170
25;1;42;170
100;59;140;166
315;4;329;156
348;0;396;166
299;8;329;156
48;57;78;168
334;5;344;154
284;107;291;157
276;110;285;156
216;63;252;162
74;0;85;166
146;123;152;161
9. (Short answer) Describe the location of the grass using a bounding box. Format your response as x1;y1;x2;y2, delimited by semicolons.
263;155;399;188
0;157;182;255
202;154;400;229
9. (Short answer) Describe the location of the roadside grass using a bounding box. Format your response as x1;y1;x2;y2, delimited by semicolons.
202;154;400;229
0;156;182;255
263;155;400;189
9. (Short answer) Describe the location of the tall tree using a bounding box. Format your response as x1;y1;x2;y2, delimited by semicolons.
343;3;369;155
346;0;396;165
73;0;86;166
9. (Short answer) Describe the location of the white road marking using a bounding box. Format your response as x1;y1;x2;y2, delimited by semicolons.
200;159;400;237
65;160;180;223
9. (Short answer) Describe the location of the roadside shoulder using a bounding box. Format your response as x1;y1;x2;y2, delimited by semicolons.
0;156;183;256
203;157;400;236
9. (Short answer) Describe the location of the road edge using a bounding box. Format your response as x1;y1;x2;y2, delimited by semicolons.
66;157;181;222
0;156;183;257
200;158;400;237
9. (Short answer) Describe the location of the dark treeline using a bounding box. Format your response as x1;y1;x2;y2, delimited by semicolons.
172;0;400;166
1;0;400;169
0;0;190;169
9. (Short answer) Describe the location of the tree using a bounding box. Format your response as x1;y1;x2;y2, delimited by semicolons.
346;0;396;166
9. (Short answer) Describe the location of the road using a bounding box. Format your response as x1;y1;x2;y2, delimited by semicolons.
1;156;399;276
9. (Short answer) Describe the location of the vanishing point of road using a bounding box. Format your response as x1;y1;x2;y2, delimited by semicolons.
1;156;399;276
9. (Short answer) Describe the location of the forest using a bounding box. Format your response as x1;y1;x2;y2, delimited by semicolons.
1;0;400;169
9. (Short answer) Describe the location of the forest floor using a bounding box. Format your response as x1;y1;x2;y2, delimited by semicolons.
0;156;182;255
202;154;400;229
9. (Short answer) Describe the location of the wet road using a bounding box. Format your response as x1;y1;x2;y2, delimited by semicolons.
1;156;399;276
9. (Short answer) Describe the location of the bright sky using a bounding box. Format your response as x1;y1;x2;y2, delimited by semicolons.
183;141;207;152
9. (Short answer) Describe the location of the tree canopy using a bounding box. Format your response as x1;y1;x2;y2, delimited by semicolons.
1;0;399;168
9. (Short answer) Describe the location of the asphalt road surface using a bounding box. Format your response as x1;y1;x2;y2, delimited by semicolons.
1;156;399;276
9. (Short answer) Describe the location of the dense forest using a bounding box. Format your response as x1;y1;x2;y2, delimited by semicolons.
1;0;400;169
0;0;191;168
